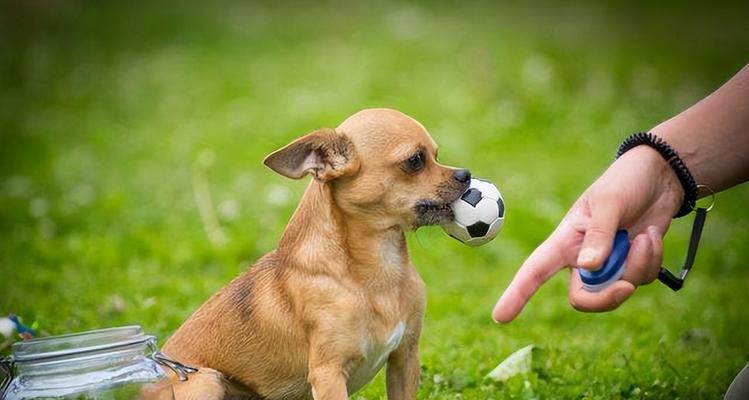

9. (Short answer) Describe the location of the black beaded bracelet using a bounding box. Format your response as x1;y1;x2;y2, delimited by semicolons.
615;132;698;218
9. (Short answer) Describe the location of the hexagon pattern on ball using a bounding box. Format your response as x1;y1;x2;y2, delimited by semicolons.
441;178;505;247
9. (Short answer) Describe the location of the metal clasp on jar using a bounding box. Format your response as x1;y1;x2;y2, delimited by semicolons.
146;337;198;382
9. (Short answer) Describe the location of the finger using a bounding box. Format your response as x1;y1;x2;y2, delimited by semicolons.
492;239;566;323
569;268;636;312
621;232;654;286
646;225;664;283
577;201;621;270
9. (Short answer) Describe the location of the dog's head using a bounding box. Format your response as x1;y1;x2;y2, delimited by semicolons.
264;108;470;230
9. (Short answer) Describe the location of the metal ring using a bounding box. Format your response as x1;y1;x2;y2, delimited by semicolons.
694;184;716;212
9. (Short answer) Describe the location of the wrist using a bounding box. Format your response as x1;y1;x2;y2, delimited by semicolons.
624;145;685;216
616;132;697;217
650;125;711;198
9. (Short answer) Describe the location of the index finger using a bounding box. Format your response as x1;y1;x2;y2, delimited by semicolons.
492;238;567;323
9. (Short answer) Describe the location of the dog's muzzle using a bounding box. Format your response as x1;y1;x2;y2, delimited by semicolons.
413;200;454;227
413;180;469;227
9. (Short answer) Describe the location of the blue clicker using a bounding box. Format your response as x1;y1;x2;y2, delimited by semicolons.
579;230;630;291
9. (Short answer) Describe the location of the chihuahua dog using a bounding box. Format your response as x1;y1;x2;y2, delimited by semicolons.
162;108;471;399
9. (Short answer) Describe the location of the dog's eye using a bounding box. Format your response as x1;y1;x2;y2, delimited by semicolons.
406;152;425;172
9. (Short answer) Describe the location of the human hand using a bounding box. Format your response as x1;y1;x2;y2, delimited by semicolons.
492;145;685;323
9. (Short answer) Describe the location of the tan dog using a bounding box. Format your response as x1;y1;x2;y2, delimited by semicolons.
162;108;471;399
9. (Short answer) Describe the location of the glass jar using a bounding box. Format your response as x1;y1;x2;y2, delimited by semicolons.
0;325;189;400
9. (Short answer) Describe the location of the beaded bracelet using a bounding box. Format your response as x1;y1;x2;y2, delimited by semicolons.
615;132;698;218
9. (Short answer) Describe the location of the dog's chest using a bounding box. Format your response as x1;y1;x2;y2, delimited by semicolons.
347;321;406;393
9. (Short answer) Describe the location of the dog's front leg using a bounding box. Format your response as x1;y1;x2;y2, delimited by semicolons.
307;334;351;400
386;338;420;400
307;364;349;400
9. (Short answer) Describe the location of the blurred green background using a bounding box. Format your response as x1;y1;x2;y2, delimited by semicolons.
1;1;748;398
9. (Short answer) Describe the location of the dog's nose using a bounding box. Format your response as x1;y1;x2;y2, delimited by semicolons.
453;169;471;183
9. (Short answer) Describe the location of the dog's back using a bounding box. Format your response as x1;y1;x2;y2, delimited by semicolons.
163;252;311;399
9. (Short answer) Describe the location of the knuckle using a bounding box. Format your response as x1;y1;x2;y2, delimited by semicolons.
585;225;611;238
531;268;547;287
652;244;664;262
569;296;589;312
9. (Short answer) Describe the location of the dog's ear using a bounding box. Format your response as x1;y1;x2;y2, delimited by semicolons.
263;128;360;182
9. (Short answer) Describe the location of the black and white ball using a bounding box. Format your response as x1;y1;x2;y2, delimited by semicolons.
442;178;505;246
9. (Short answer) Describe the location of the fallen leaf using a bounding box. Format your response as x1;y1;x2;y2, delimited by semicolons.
486;344;534;382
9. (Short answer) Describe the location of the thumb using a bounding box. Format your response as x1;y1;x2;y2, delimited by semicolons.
577;201;621;270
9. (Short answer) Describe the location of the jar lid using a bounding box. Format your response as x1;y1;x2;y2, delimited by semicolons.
11;325;150;363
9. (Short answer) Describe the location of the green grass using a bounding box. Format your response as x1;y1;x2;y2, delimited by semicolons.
2;1;748;398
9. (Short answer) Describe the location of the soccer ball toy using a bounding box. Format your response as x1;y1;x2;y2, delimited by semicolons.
442;178;505;246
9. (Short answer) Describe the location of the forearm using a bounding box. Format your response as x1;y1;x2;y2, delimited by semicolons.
650;63;749;195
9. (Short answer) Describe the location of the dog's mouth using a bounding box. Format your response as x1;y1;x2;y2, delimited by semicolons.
412;180;469;228
411;178;470;229
413;200;455;228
